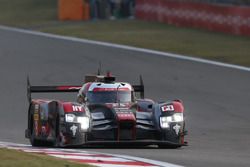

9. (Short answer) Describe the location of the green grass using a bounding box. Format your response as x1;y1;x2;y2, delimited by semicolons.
0;0;250;67
40;20;250;67
0;0;57;26
0;148;93;167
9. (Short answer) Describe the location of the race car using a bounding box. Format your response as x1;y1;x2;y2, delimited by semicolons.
25;72;187;148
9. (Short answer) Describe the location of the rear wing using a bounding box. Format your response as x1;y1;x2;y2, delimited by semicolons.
27;75;145;103
27;77;81;103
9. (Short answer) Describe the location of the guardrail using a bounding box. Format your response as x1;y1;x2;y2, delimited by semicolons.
135;0;250;36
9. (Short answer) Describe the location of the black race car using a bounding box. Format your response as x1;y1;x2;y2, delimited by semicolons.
25;73;187;148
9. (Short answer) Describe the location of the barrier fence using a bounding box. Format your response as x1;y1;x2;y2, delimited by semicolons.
58;0;135;21
135;0;250;36
175;0;250;6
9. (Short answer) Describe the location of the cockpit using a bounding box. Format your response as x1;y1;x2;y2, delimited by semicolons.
77;73;143;104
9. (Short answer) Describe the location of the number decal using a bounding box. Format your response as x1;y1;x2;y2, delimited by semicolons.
72;106;83;112
161;105;174;112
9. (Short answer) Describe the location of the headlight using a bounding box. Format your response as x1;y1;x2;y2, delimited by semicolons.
77;117;90;130
160;117;170;128
160;113;183;128
65;114;90;130
65;114;75;122
173;113;183;122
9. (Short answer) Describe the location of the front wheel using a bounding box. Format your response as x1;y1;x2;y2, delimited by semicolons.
53;114;61;147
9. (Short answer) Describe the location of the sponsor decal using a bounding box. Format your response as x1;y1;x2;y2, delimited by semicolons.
41;126;46;134
91;112;105;119
34;121;39;136
34;105;40;136
33;113;39;121
34;104;40;138
57;86;82;90
173;124;181;135
106;103;130;109
93;87;130;92
35;104;39;111
118;113;133;118
70;125;78;137
40;108;46;120
34;104;39;121
161;105;174;112
68;87;81;90
117;112;135;121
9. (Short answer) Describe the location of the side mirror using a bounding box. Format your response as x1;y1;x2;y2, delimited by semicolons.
77;95;87;104
84;97;88;103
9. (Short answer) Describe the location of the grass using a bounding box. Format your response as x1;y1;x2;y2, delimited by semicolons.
0;0;249;67
40;20;250;67
0;148;93;167
0;0;57;26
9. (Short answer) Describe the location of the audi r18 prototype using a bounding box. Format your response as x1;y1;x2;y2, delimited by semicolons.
25;73;187;148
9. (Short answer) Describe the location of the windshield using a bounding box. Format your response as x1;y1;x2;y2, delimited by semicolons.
87;91;132;104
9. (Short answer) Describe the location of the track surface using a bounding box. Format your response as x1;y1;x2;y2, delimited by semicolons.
0;27;249;167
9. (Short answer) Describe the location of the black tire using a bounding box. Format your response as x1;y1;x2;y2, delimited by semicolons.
158;144;181;149
53;114;61;147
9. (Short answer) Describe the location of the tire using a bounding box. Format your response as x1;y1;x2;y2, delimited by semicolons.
158;144;181;149
53;114;61;147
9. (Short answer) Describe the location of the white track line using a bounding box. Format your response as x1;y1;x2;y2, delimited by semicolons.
0;141;183;167
0;25;249;72
48;154;132;162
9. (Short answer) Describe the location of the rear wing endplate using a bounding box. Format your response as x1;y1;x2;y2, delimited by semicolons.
132;75;144;99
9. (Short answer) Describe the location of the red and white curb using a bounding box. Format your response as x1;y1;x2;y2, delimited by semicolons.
0;142;183;167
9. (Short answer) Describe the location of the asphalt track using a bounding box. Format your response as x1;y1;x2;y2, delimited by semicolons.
0;26;250;167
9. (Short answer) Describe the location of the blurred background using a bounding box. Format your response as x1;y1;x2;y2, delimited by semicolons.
0;0;249;66
180;0;250;5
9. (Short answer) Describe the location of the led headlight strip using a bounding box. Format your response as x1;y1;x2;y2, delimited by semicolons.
160;113;183;128
65;114;90;130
